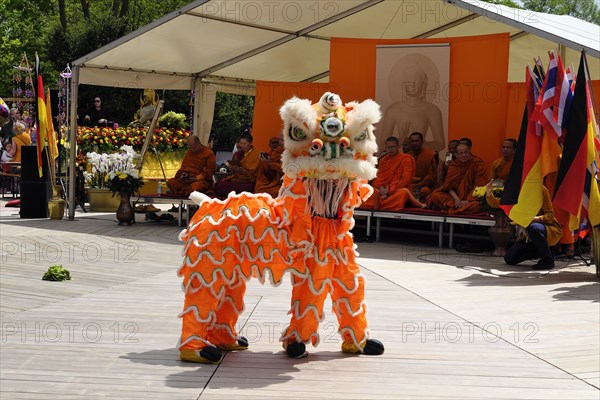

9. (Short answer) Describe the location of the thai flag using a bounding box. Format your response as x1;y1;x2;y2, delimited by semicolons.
532;50;571;138
565;65;575;90
552;51;573;128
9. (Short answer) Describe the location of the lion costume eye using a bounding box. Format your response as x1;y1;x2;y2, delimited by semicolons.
289;126;307;141
354;130;368;142
321;117;344;137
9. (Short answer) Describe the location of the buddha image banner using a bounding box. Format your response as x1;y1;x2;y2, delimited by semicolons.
375;44;450;154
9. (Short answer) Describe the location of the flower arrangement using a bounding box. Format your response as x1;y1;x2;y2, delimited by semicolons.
84;145;144;195
159;111;189;129
77;126;190;154
472;185;504;212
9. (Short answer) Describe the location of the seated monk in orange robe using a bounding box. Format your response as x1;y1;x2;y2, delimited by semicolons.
167;135;216;197
362;137;425;211
407;132;438;201
489;138;516;182
215;133;261;197
254;136;284;198
437;139;459;186
428;142;488;214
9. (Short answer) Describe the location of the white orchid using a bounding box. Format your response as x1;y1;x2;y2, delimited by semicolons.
85;145;143;191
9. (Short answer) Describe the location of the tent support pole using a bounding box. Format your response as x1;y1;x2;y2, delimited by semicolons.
68;66;80;220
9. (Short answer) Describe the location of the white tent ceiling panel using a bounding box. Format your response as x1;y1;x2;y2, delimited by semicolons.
215;37;331;83
507;35;556;82
368;1;473;39
81;15;287;76
78;68;193;90
191;0;368;32
313;76;330;83
313;1;472;39
428;15;521;38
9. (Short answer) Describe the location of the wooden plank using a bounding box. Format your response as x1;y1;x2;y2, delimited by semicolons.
0;202;598;399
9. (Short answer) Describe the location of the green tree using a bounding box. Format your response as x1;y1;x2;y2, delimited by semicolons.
522;0;600;24
0;0;55;95
483;0;521;7
211;93;255;151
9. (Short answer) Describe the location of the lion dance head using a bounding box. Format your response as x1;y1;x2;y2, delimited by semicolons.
279;92;380;218
280;92;380;181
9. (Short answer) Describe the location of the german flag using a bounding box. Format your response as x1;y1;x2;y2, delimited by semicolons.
499;66;544;227
552;51;600;230
35;53;49;178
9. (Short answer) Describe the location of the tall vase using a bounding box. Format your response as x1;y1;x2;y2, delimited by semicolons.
116;191;134;225
48;184;67;220
488;209;514;256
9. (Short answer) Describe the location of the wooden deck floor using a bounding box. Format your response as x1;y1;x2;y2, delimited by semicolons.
0;205;598;399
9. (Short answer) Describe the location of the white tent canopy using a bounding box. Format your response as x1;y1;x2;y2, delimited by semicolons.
67;0;600;218
72;0;600;89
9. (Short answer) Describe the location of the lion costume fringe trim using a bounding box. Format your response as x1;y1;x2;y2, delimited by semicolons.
178;92;383;359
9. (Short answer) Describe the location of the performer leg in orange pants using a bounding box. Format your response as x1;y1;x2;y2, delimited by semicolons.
280;216;381;357
178;271;248;363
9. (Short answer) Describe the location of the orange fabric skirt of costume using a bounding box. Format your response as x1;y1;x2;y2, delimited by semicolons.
178;177;374;351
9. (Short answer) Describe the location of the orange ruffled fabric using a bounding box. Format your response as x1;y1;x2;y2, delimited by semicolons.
178;177;374;350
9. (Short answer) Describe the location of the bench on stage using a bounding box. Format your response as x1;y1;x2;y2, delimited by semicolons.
134;194;195;227
353;207;495;249
445;214;495;249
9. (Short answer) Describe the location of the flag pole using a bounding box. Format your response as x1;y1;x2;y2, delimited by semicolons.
533;56;545;80
576;50;600;275
581;51;599;125
527;65;541;92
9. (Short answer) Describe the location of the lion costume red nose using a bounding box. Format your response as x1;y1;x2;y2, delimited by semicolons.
310;138;323;152
338;137;350;149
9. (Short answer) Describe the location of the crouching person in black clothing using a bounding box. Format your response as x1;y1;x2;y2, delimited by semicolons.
498;185;561;270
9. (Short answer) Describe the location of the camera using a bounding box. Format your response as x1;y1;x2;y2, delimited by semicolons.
445;152;453;164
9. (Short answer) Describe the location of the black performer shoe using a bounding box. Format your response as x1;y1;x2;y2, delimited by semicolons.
179;346;223;363
363;339;385;355
219;336;249;351
284;341;308;358
342;338;385;355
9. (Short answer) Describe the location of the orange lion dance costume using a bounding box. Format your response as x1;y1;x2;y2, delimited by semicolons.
178;92;385;363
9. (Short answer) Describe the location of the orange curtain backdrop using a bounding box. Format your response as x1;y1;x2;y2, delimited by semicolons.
251;82;338;152
328;34;510;165
251;34;600;164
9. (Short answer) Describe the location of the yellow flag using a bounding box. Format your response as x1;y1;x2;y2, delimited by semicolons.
36;75;48;178
46;89;59;160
